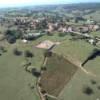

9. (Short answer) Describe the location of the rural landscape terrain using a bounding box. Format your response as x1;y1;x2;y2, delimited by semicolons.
0;2;100;100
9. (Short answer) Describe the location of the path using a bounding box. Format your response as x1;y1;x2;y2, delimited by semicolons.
36;56;48;100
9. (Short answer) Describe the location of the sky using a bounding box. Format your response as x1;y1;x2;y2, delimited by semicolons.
0;0;100;8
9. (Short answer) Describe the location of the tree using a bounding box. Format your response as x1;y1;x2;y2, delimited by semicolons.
0;53;2;56
41;89;46;95
97;86;100;90
31;68;41;78
5;29;21;39
41;67;47;71
7;36;16;44
0;46;7;53
13;48;22;56
24;50;34;58
90;80;96;85
5;29;22;43
83;86;94;95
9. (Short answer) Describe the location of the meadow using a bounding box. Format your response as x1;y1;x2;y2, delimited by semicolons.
0;33;100;100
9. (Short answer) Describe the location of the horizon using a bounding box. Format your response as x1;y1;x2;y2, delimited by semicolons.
0;0;100;8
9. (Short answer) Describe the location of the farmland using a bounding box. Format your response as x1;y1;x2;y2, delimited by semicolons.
40;53;78;96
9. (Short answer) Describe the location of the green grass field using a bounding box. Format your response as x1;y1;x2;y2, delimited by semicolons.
0;46;40;100
59;67;100;100
0;33;100;100
52;36;100;100
53;38;95;62
91;31;100;37
84;11;100;22
0;40;45;100
0;34;70;100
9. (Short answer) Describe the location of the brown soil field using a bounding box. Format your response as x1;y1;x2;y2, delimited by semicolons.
40;53;78;97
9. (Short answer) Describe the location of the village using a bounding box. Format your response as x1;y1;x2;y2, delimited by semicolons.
0;11;100;46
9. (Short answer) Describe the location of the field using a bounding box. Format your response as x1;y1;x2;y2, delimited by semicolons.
91;31;100;37
0;40;45;100
0;50;39;100
53;37;100;100
59;68;100;100
53;38;95;62
0;34;71;100
0;33;100;100
40;53;78;96
84;10;100;22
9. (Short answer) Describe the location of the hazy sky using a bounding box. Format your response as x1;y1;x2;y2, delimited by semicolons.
0;0;100;8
